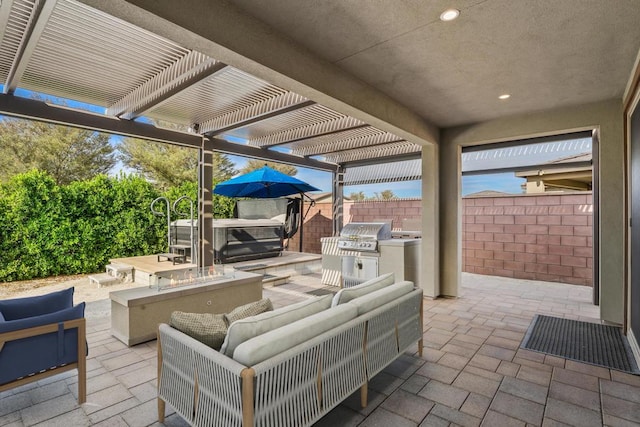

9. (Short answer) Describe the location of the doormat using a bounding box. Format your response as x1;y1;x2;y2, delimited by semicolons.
522;315;639;374
306;288;337;297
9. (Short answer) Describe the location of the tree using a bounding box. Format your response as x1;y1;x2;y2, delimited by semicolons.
374;190;396;200
349;191;366;201
118;138;236;190
0;118;115;185
239;160;297;176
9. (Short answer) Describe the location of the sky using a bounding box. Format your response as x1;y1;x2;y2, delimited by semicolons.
460;137;592;196
3;88;589;198
462;173;524;196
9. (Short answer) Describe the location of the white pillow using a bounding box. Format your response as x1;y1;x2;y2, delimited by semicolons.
232;304;358;366
347;281;414;315
331;272;395;307
220;295;332;357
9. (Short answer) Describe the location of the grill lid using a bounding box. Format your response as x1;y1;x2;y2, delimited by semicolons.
340;222;392;240
338;222;392;251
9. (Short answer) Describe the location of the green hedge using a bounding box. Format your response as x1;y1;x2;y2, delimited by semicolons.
0;170;238;282
0;171;159;281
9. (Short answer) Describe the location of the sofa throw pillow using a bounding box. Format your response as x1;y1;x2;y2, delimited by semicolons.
170;312;228;350
224;298;273;325
220;294;332;357
331;273;395;307
0;310;4;322
0;287;74;321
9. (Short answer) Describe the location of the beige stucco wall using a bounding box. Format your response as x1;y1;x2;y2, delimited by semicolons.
422;144;440;298
440;99;624;324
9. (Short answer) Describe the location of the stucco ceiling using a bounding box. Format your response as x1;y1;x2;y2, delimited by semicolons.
230;0;640;127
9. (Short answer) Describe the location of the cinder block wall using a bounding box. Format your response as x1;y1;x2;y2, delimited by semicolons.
345;199;423;229
288;199;422;254
287;201;334;254
463;193;593;286
293;194;593;287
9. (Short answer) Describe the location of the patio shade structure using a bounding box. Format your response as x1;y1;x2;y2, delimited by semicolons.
213;166;320;198
0;0;426;267
214;166;320;251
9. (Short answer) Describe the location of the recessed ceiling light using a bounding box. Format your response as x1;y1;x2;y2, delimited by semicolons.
440;8;460;22
498;94;511;100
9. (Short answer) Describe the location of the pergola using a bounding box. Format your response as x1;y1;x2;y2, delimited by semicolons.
0;0;424;267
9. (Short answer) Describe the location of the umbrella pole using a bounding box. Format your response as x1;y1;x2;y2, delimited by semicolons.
299;193;303;252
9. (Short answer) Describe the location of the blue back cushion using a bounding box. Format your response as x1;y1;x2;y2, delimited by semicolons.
0;287;74;321
0;302;85;385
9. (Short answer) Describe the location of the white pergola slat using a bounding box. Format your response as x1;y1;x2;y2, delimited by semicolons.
324;141;422;165
0;0;423;181
344;158;423;186
248;116;366;148
106;52;226;120
289;127;403;157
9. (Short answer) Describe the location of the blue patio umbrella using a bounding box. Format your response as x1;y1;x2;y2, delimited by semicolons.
213;166;320;252
213;165;320;198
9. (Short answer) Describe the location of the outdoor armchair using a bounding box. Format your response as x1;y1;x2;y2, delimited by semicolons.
0;287;87;403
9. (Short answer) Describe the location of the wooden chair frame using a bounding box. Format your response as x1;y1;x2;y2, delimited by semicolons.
0;318;87;403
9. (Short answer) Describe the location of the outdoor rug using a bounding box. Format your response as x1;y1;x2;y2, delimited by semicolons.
522;314;639;374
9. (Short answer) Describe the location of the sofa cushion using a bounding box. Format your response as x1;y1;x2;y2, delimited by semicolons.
170;312;228;350
331;273;395;307
0;302;85;334
0;287;74;321
348;281;414;315
233;303;357;366
221;295;332;357
224;298;273;325
0;310;4;322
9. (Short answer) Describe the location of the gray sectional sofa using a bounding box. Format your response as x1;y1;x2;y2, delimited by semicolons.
157;273;424;427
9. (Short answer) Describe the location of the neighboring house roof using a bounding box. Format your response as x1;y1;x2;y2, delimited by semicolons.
287;192;351;202
515;151;592;178
515;151;592;192
548;152;592;164
308;192;333;202
464;190;512;198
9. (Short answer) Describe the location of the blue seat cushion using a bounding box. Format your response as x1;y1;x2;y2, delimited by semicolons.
0;287;74;321
0;302;85;385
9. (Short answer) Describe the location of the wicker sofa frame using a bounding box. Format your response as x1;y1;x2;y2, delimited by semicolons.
157;286;423;427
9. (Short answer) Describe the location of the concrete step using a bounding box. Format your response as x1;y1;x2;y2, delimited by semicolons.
88;273;120;288
262;273;290;287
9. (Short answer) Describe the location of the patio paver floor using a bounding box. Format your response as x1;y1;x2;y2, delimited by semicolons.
1;272;637;426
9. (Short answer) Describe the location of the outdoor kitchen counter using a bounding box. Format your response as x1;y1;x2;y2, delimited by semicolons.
109;270;262;346
378;239;422;287
321;237;421;287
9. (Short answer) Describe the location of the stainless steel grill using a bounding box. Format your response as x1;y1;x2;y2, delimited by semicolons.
338;222;392;287
337;222;392;252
